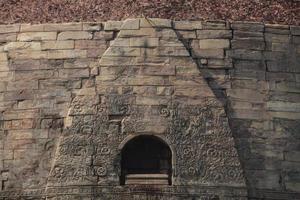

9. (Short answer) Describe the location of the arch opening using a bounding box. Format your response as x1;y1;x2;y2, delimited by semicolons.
120;135;172;185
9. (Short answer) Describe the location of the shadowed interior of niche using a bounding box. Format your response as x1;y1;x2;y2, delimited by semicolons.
120;135;172;185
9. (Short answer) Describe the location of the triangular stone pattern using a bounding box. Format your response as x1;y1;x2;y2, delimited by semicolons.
46;19;247;199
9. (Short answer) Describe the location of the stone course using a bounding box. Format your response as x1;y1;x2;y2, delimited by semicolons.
0;18;299;199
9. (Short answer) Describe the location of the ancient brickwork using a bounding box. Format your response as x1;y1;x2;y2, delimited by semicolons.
0;19;299;199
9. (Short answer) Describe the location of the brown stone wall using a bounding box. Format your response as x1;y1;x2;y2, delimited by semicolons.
0;19;299;199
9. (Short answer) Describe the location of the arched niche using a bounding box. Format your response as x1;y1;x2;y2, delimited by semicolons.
120;135;172;185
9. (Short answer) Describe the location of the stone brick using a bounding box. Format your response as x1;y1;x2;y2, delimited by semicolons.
119;28;157;37
192;49;224;59
57;31;92;40
285;151;300;162
292;36;300;44
234;60;266;71
267;42;290;52
140;18;172;28
197;30;232;39
202;21;228;30
47;50;87;59
41;41;74;50
6;80;39;91
231;22;264;32
0;33;17;42
266;72;295;81
157;46;189;57
110;38;130;47
173;21;202;30
20;24;44;32
290;26;300;36
121;19;140;30
265;33;290;43
0;61;9;72
227;89;265;103
82;22;102;31
269;111;300;119
267;101;300;112
0;24;20;33
104;21;123;31
231;39;265;50
177;30;196;39
2;42;41;51
43;23;82;31
94;31;114;40
0;53;8;61
130;38;159;47
75;40;106;49
199;39;230;49
105;47;141;57
8;51;48;60
17;32;57;41
15;70;55;81
227;49;263;60
233;31;264;39
59;68;90;78
272;81;300;93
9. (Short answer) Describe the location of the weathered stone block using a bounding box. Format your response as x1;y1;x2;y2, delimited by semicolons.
110;38;130;47
104;21;123;31
82;22;102;31
231;39;265;50
233;31;264;39
173;21;202;30
130;38;159;47
290;26;300;36
266;72;295;81
140;18;171;28
267;101;300;112
199;39;230;49
0;53;8;61
0;33;17;42
227;49;263;60
41;41;74;50
57;31;92;40
121;19;140;30
94;31;114;40
157;46;189;57
227;88;265;103
20;24;44;32
197;30;232;39
177;30;196;39
0;24;20;33
2;42;41;51
8;51;48;60
0;61;9;72
47;50;87;59
17;32;57;41
43;23;82;31
59;68;90;78
105;47;141;57
75;40;106;49
192;49;224;59
285;151;300;162
231;22;264;32
265;33;290;43
6;80;39;91
119;28;157;37
202;21;227;30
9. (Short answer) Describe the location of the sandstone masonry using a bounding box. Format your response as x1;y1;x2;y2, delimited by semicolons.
0;19;299;199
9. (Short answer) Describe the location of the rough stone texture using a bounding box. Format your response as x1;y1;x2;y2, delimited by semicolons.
0;18;299;200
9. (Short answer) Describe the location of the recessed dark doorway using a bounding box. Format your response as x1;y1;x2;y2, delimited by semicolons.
120;135;172;185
